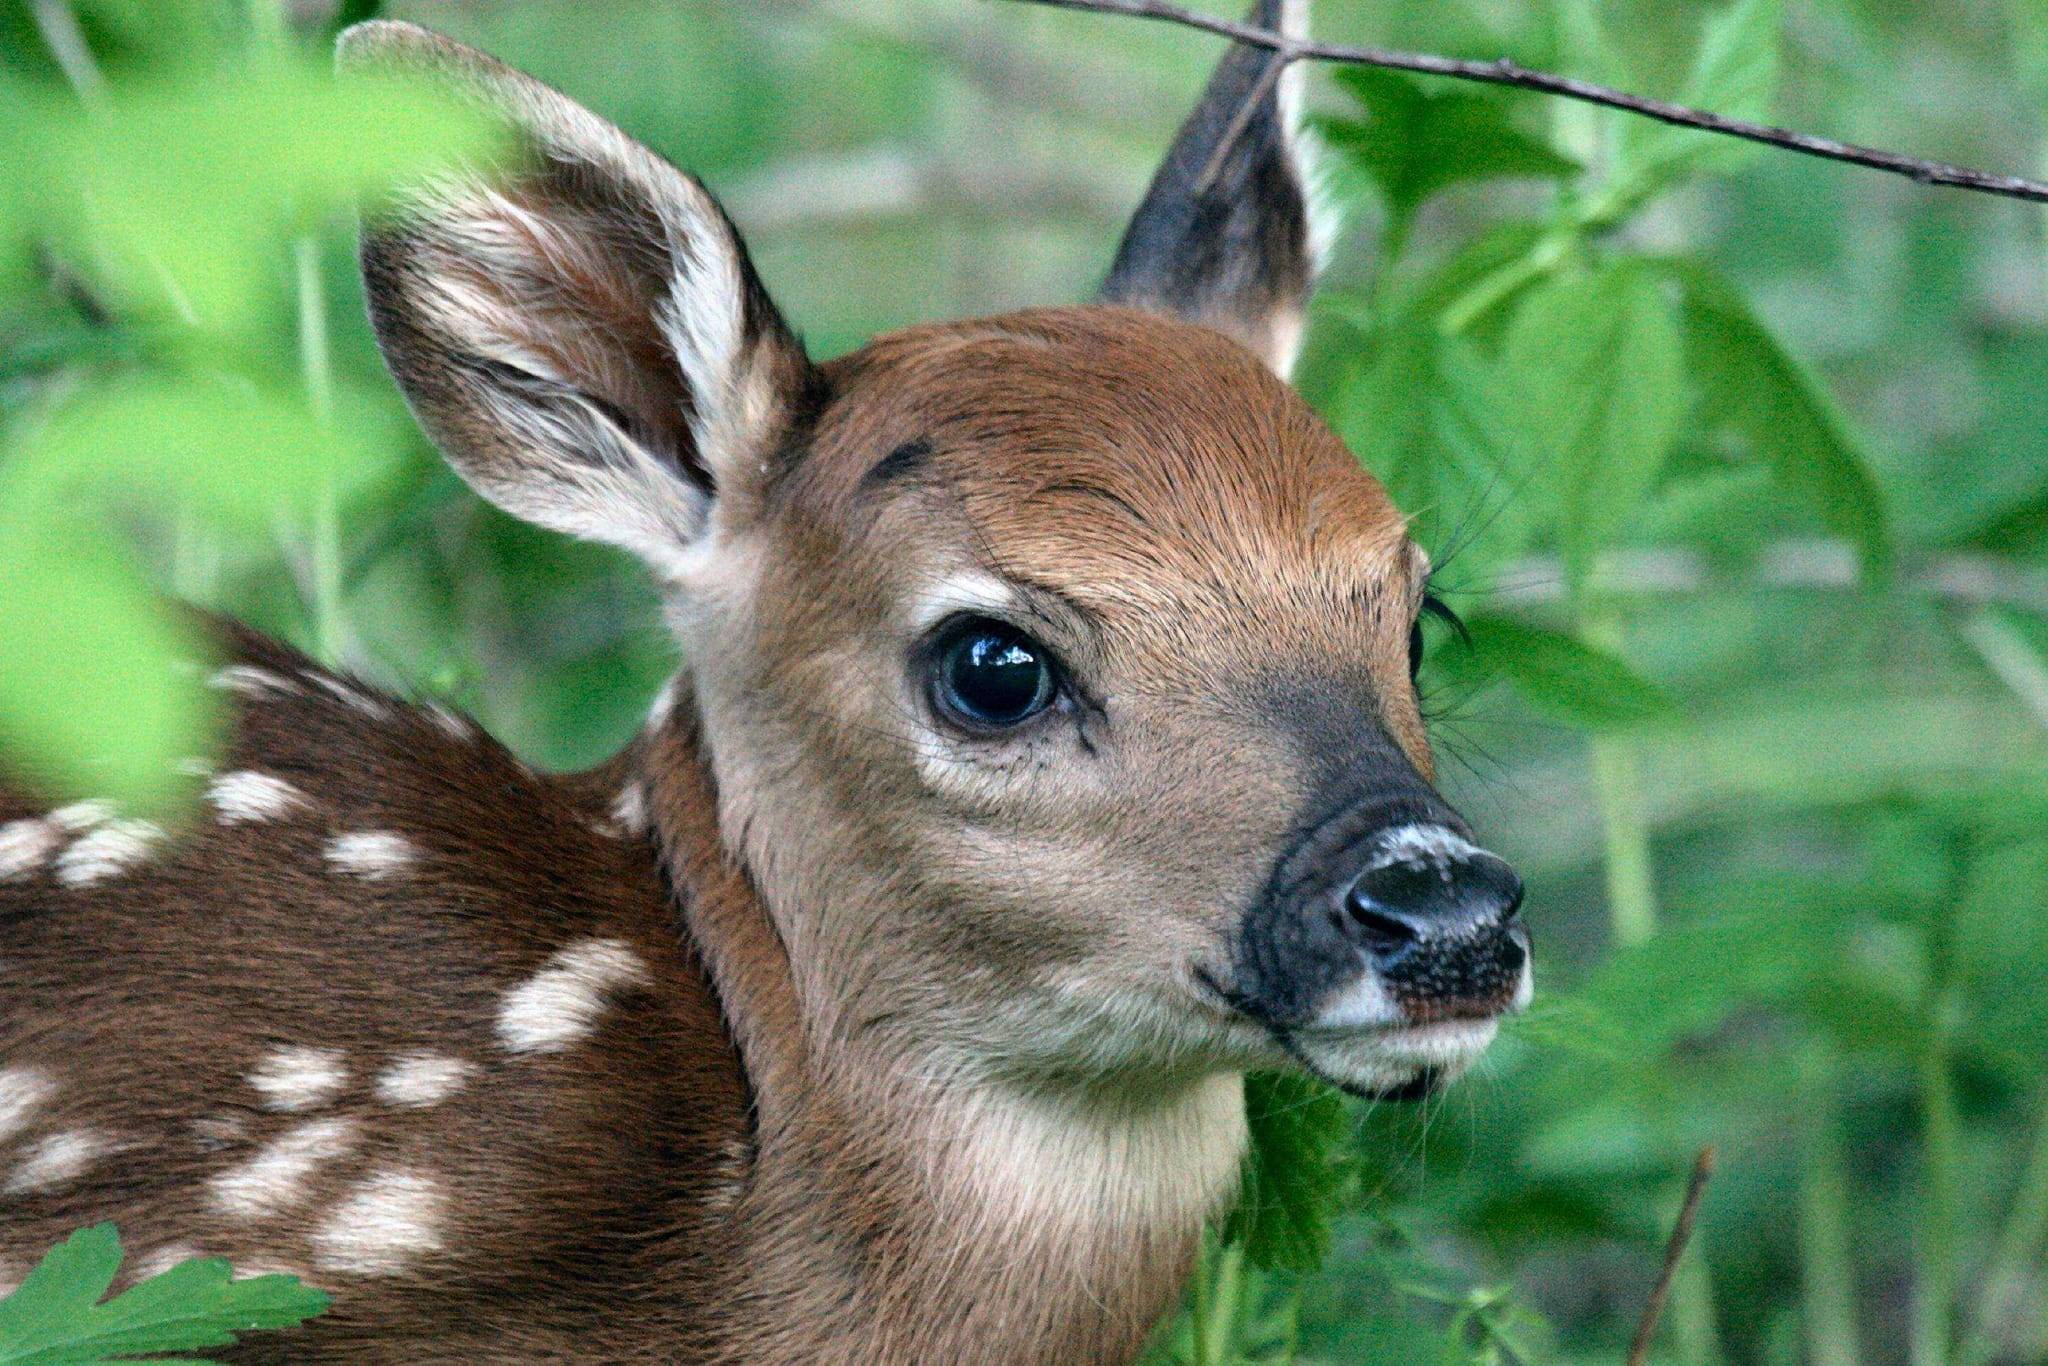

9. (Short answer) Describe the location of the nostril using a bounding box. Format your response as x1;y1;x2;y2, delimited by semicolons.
1344;886;1421;955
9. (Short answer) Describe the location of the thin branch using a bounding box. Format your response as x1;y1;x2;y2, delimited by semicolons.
1001;0;2048;205
1629;1147;1719;1366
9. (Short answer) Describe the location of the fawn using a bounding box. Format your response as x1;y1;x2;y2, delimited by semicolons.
0;4;1531;1360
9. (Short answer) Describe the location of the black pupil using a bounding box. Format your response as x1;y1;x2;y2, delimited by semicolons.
1408;620;1425;680
942;624;1050;725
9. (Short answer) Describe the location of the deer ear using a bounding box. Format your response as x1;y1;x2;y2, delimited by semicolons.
339;21;819;581
1098;0;1330;378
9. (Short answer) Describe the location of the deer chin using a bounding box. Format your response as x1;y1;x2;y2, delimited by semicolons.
1280;1017;1502;1100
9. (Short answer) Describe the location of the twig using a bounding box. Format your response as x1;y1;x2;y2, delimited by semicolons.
1629;1147;1718;1366
1000;0;2048;205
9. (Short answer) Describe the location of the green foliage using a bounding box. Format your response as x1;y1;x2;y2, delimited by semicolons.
1320;318;1541;591
1444;615;1676;730
1317;70;1578;229
0;3;491;807
0;1225;328;1363
1613;0;1786;200
1225;1073;1355;1275
1502;261;1686;597
1669;263;1890;569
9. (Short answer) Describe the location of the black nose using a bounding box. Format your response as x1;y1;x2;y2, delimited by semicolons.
1342;826;1526;1004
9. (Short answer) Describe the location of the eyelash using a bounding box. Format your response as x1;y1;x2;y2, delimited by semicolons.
1420;590;1468;642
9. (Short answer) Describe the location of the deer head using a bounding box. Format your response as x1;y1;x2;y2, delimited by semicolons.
340;0;1528;1148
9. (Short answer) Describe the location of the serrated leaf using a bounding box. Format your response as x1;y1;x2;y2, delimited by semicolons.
1318;69;1578;224
0;1225;328;1364
1223;1072;1351;1273
1323;318;1546;591
1441;616;1677;731
1617;0;1785;195
1670;264;1890;571
1504;262;1685;596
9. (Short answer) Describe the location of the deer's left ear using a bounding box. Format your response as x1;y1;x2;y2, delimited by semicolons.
1099;0;1329;378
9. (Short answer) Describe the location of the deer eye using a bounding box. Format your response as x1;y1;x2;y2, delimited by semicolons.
1412;591;1468;682
929;617;1058;731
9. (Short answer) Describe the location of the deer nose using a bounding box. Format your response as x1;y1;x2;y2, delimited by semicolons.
1341;826;1526;998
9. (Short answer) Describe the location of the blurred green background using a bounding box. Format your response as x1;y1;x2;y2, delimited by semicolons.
2;0;2046;1361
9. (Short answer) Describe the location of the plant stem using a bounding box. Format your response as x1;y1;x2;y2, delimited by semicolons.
293;235;345;667
1958;1088;2048;1364
1581;614;1660;948
1438;229;1572;335
1188;1234;1216;1366
1798;1044;1860;1366
1912;846;1965;1366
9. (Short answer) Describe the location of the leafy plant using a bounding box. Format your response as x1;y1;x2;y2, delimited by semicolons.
0;1225;327;1364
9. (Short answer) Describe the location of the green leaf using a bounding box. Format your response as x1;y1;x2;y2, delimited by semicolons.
21;61;498;332
1224;1073;1351;1274
0;521;214;811
1322;318;1546;591
0;1225;328;1364
1442;616;1678;731
1616;0;1785;195
1503;262;1686;596
1671;264;1891;570
1317;70;1578;224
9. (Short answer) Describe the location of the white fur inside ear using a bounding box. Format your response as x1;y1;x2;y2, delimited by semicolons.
359;34;799;585
1274;0;1341;280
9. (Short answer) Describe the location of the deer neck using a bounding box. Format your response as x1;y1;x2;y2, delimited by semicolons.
636;687;1247;1364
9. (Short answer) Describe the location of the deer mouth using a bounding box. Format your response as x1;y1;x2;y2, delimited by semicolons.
1193;963;1525;1101
1278;1016;1506;1100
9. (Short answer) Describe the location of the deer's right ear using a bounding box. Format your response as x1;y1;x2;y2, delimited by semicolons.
340;21;819;580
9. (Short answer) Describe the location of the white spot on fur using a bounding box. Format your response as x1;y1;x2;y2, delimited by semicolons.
55;819;166;886
310;673;393;720
0;1067;55;1144
247;1046;348;1112
325;832;417;879
0;819;59;882
210;1117;358;1219
425;703;474;741
210;665;298;699
4;1128;113;1194
313;1168;444;1275
208;771;307;825
610;784;647;835
496;938;650;1054
135;1242;203;1280
372;1054;473;1108
646;676;682;729
47;800;114;833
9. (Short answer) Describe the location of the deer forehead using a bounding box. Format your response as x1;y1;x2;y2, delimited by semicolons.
757;308;1419;652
